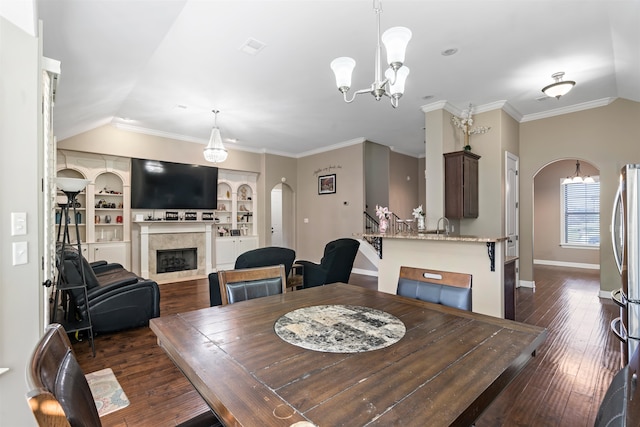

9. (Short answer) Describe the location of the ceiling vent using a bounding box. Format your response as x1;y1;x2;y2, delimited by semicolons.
239;38;266;56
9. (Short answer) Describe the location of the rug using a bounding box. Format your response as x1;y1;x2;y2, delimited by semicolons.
85;368;130;417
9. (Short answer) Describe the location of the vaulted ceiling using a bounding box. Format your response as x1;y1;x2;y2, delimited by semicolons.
38;0;640;157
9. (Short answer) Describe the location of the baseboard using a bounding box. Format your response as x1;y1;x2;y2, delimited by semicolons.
352;268;378;277
599;289;615;299
534;259;600;270
518;280;535;289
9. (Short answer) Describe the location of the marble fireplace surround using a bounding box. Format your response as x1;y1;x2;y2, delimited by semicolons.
135;221;214;282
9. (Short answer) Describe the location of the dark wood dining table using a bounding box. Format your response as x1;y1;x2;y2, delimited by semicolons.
150;283;546;427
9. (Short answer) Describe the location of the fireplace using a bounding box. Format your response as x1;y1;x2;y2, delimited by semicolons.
156;248;197;274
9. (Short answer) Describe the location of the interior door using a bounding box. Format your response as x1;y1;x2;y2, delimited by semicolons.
505;152;520;283
271;186;283;246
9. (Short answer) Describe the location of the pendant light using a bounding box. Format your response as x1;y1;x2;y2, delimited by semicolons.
203;110;228;163
542;72;576;99
563;160;594;184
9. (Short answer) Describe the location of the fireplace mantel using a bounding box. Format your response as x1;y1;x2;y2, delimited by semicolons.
133;220;214;282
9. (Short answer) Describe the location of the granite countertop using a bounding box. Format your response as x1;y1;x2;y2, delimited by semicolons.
358;231;508;243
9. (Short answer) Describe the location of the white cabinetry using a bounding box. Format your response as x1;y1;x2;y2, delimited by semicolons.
215;236;258;270
57;151;131;269
214;170;259;270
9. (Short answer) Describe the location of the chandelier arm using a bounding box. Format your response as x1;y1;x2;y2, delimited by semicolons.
343;86;376;103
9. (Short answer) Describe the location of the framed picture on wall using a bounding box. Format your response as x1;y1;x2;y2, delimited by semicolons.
318;174;336;195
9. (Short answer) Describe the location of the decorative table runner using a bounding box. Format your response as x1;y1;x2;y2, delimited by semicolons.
274;304;406;353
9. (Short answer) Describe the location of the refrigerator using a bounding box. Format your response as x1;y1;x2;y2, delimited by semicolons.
611;164;640;367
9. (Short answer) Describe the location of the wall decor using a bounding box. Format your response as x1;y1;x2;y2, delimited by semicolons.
318;174;336;195
230;229;241;236
185;212;197;221
165;211;179;221
202;212;214;221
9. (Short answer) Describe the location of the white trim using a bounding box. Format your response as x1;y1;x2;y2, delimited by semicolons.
352;268;378;277
0;368;9;376
599;290;614;299
534;258;600;270
296;137;366;158
520;98;617;122
518;280;535;289
559;244;600;250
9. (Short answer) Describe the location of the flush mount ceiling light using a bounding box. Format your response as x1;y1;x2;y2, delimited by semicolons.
203;110;228;163
330;0;411;108
563;160;594;184
542;72;576;99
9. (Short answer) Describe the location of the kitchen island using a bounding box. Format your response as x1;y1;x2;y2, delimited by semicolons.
361;231;512;319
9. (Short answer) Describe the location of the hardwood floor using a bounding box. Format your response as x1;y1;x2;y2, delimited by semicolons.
73;266;619;426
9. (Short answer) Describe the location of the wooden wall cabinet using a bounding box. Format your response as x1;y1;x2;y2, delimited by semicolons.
444;151;481;219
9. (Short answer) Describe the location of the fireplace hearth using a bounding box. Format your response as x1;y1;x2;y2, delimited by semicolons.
156;248;197;274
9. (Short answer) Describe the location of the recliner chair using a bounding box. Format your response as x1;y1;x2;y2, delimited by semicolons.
57;245;160;334
296;238;360;288
208;246;295;306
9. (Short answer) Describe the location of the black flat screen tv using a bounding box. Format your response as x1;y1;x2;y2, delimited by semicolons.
131;158;218;210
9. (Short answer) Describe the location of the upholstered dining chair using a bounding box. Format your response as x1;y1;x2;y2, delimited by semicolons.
594;344;640;427
208;246;295;306
396;266;472;311
296;238;360;288
218;264;287;305
26;323;221;427
26;323;101;427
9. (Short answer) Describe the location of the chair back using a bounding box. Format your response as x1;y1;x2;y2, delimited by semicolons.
397;266;472;311
26;323;101;427
218;264;287;305
234;247;296;277
320;238;360;284
595;344;640;426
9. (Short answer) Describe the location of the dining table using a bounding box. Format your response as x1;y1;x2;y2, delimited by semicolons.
150;283;546;426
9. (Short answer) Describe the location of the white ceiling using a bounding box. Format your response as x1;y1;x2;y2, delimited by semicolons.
37;0;640;158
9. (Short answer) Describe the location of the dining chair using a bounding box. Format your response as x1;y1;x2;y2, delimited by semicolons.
594;344;640;426
26;323;102;427
218;264;287;305
396;266;472;311
208;246;295;306
26;323;221;427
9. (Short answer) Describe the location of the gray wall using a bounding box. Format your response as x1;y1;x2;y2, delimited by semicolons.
0;16;43;425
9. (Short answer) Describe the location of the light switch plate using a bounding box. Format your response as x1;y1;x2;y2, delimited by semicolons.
11;212;27;236
12;241;28;265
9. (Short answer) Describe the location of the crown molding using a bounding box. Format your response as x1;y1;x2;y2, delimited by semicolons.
295;137;366;158
520;97;617;122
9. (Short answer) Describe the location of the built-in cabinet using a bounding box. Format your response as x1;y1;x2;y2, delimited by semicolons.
57;152;131;269
215;235;259;270
215;170;259;270
444;151;480;219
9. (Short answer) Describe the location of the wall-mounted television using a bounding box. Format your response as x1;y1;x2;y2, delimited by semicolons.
131;158;218;210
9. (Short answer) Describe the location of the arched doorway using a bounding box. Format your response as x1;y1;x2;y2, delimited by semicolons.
270;183;295;248
533;158;600;274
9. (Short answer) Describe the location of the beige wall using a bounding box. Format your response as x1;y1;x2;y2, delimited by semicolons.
389;150;419;220
364;141;389;218
520;98;640;292
534;159;600;265
295;143;365;263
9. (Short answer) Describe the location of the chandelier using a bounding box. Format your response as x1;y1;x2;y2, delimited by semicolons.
330;0;411;108
542;72;576;99
563;160;594;184
203;110;228;163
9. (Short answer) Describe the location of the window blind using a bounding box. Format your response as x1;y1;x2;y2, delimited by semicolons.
563;180;600;246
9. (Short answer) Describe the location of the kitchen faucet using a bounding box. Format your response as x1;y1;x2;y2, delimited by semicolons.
436;216;450;236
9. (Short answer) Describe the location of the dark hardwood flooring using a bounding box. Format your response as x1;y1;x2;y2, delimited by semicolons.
74;266;619;426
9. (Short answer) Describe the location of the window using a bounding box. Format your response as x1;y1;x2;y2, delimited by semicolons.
561;179;600;247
